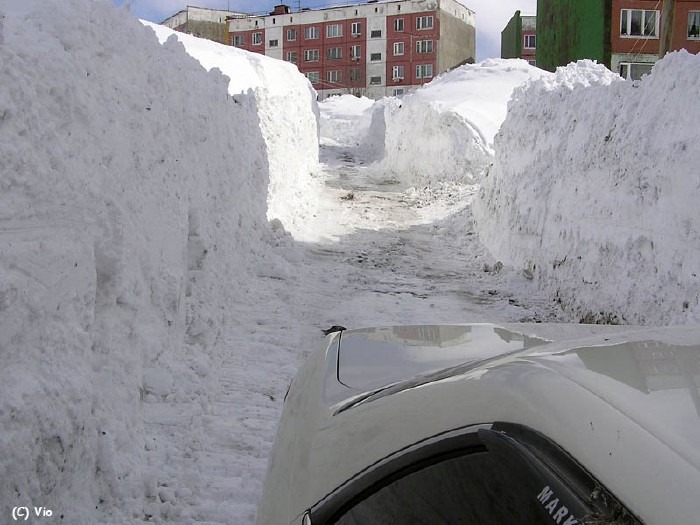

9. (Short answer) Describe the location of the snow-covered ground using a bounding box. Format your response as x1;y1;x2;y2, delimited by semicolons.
2;0;699;523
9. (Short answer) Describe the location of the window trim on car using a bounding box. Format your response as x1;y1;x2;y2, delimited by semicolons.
304;423;643;525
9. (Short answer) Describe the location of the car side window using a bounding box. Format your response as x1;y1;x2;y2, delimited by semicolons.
312;424;641;525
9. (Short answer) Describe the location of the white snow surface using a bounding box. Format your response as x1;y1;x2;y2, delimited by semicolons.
371;59;550;185
1;0;305;522
473;54;700;324
143;21;321;235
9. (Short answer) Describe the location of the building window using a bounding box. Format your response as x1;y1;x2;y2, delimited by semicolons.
231;34;243;46
417;16;434;30
327;47;342;59
305;71;320;84
393;88;405;96
370;52;382;61
350;68;362;81
327;70;342;83
327;24;343;38
392;65;404;80
371;29;382;38
351;22;362;35
394;18;404;32
619;62;653;80
351;45;362;60
286;51;298;64
304;26;320;40
528;59;537;67
304;49;319;62
370;76;382;85
620;9;658;37
269;39;279;47
252;32;262;45
416;64;433;79
416;40;433;53
393;42;405;56
287;28;297;41
524;35;536;49
689;11;700;39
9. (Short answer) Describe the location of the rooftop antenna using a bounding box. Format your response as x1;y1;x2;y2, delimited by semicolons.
296;1;301;12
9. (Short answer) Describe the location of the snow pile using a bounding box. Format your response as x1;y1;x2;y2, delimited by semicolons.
474;54;700;324
318;94;375;148
373;59;550;186
144;21;321;235
0;0;296;522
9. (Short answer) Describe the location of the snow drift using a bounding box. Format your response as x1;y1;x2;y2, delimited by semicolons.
144;22;320;235
371;59;549;186
474;55;700;325
0;0;300;522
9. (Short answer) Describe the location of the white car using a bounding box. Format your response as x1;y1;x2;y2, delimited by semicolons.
258;324;700;524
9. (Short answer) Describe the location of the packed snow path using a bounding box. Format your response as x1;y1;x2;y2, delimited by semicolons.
139;136;570;525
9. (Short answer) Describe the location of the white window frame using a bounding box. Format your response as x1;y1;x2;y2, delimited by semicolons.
416;40;433;53
327;24;343;38
393;41;405;56
286;51;298;64
620;9;659;38
370;52;382;61
268;39;279;48
392;65;404;80
304;49;319;62
252;32;262;45
416;63;433;79
689;11;700;39
619;62;653;80
417;16;434;30
350;45;361;60
327;47;342;59
305;71;320;84
304;26;320;40
349;68;362;81
351;22;362;36
287;28;297;41
393;88;405;96
369;76;382;85
231;34;243;46
327;70;342;83
394;18;404;32
524;34;536;49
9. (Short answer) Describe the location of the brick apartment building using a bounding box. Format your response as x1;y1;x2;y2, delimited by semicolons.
227;0;476;99
536;0;700;79
501;10;537;65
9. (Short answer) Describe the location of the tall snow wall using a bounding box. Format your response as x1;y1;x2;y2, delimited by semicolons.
144;22;320;235
473;55;700;325
0;0;287;522
371;60;549;186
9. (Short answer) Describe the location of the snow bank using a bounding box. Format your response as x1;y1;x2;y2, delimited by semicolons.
374;59;549;185
318;94;375;148
0;0;288;521
144;21;320;235
474;55;700;325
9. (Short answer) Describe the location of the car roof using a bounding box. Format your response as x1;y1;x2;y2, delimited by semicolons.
260;323;700;524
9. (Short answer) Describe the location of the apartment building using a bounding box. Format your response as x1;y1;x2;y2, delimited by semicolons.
162;6;246;45
536;0;700;79
227;1;476;99
501;10;537;65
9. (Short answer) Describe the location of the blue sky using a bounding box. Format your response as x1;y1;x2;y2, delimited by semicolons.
112;0;537;61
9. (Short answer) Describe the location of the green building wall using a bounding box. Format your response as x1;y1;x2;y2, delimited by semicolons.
501;10;523;59
536;0;612;72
